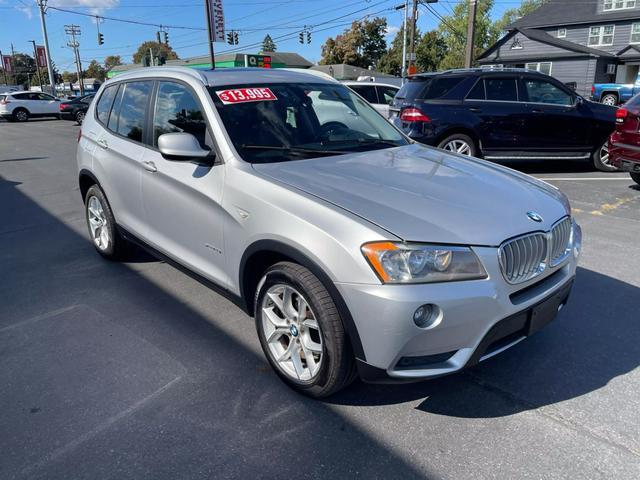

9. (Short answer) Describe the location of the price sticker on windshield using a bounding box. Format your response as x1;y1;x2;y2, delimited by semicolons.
215;87;277;104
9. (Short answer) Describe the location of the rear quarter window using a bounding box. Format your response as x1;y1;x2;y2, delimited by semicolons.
422;76;467;99
395;80;429;101
96;85;118;125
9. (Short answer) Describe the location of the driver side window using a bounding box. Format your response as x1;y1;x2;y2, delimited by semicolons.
522;78;572;105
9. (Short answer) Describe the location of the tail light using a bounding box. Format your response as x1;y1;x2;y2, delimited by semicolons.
591;86;596;96
400;107;431;123
616;108;628;123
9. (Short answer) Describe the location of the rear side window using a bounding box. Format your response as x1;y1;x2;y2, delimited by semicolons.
422;76;467;99
377;86;398;105
395;80;429;100
112;81;151;142
485;78;518;102
96;85;118;125
466;80;485;100
13;93;30;100
350;85;378;104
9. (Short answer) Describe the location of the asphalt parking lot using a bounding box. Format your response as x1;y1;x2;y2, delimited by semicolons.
1;119;639;480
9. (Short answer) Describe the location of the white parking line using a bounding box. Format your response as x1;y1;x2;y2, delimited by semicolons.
536;177;631;181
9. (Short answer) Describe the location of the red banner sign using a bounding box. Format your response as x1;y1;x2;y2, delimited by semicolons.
36;46;47;68
2;55;12;73
215;87;277;104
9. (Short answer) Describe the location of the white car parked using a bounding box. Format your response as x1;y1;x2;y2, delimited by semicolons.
342;81;400;119
0;91;61;122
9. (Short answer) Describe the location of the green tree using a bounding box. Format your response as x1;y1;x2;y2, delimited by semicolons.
320;18;388;68
62;71;77;83
261;34;277;52
104;55;122;71
494;0;547;33
416;31;448;73
9;53;35;87
378;24;414;76
84;60;106;81
437;0;499;70
132;41;178;65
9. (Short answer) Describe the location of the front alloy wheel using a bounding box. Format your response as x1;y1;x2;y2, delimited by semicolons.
76;110;85;125
261;284;323;381
255;262;356;397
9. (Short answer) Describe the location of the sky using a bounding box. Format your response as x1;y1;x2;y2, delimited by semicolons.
0;0;519;74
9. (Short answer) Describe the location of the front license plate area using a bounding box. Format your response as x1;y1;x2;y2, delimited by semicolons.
528;280;573;335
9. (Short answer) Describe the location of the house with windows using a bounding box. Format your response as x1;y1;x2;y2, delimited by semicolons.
477;0;640;97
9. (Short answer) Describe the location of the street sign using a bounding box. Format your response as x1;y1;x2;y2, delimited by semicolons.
408;52;416;61
244;54;271;68
207;0;226;43
36;46;47;68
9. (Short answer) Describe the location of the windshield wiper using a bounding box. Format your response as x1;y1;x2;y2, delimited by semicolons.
319;138;403;149
239;144;350;156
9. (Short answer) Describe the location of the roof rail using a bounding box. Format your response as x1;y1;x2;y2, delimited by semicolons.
107;66;210;84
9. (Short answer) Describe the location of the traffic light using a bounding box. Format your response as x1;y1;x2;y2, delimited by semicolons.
306;31;311;44
227;31;234;45
97;33;104;45
233;31;239;45
163;31;169;46
299;31;304;44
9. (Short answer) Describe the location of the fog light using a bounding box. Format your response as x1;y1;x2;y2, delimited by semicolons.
413;304;439;328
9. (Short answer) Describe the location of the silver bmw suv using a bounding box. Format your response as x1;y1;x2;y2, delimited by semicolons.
77;67;582;397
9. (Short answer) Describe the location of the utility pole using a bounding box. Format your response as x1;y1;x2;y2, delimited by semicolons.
37;0;56;95
29;40;43;91
465;0;478;68
394;1;409;82
65;24;84;95
149;47;155;67
408;0;418;76
204;0;215;70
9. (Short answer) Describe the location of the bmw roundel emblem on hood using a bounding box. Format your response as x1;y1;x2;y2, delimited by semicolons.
527;211;544;223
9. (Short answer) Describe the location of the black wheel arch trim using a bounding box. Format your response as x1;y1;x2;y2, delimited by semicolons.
240;239;366;361
78;169;102;199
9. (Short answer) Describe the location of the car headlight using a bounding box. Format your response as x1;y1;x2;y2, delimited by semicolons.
361;242;488;284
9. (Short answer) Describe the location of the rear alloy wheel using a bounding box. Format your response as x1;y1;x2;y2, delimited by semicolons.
592;142;618;172
438;133;476;157
601;94;618;106
76;110;85;125
630;172;640;185
84;185;129;260
13;109;29;122
255;262;356;397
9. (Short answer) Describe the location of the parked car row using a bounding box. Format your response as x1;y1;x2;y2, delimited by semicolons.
388;68;618;172
0;90;94;124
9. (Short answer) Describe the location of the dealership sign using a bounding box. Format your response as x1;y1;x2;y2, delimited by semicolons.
36;46;47;68
208;0;225;42
244;54;271;68
1;55;12;73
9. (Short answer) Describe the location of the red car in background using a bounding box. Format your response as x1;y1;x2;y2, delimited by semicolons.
609;94;640;185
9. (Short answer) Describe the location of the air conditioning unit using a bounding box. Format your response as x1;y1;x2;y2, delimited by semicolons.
607;64;617;75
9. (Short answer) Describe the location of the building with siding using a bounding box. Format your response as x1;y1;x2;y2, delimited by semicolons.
477;0;640;97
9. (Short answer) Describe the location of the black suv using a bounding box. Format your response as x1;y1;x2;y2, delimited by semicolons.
391;69;617;171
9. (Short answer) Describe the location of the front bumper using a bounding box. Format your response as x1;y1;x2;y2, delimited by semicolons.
336;243;580;383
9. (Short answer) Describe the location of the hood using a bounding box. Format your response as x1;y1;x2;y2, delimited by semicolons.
252;144;570;246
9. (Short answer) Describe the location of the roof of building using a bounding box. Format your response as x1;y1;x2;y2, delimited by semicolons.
509;0;640;29
310;64;397;80
478;27;616;61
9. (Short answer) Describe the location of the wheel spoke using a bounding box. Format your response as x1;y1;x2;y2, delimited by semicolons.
266;290;284;312
301;341;319;377
282;286;295;317
301;334;322;354
266;326;289;343
290;345;305;379
297;296;309;321
302;318;318;330
277;339;296;362
263;306;287;328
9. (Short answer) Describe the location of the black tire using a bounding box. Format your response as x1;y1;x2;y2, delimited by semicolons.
75;110;85;125
84;184;129;260
255;261;357;398
601;93;618;106
631;172;640;185
13;108;29;122
437;133;477;157
592;142;617;172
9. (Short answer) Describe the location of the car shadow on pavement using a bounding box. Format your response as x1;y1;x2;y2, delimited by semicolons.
0;174;430;480
493;158;595;174
327;267;640;418
0;156;48;163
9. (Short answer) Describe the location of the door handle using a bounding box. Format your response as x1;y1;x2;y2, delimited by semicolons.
97;138;108;149
142;161;157;173
531;109;544;114
468;107;482;113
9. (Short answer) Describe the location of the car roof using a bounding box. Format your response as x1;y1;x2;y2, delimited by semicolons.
409;68;552;80
342;81;399;88
106;66;340;88
5;91;39;95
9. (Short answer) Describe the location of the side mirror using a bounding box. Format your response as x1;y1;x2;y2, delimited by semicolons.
158;133;211;161
574;95;584;107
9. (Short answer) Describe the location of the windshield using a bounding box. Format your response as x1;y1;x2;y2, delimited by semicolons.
209;82;408;163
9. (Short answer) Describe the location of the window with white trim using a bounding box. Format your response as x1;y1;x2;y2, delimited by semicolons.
588;25;615;46
557;28;567;38
525;62;553;75
631;23;640;43
603;0;636;11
